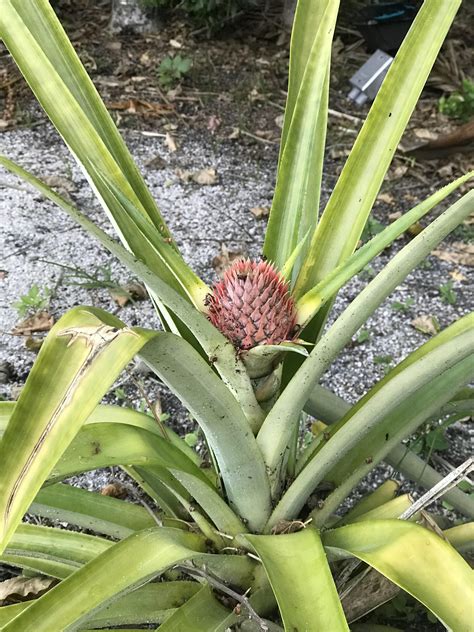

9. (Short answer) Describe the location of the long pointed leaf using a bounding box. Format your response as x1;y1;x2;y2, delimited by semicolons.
142;334;272;531
0;307;154;553
257;190;474;492
264;1;338;269
323;520;473;630
295;0;462;295
246;528;348;631
0;527;205;632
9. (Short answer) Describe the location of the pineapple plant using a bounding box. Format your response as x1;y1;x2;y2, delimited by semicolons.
0;0;472;629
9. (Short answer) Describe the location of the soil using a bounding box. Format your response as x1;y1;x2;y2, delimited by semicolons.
0;2;472;629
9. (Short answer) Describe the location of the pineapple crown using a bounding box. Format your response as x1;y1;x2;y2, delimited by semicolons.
207;258;297;350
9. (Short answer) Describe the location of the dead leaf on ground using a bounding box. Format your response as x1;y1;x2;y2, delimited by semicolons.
145;155;168;170
411;315;440;336
274;114;284;129
100;483;128;499
432;242;474;266
207;115;221;133
449;269;467;282
169;39;182;49
0;576;56;605
176;168;218;185
228;127;240;140
212;244;245;276
165;132;177;152
250;206;270;219
413;128;438;142
42;175;76;202
13;311;54;336
387;164;408;181
107;99;172;117
109;282;148;307
378;193;395;205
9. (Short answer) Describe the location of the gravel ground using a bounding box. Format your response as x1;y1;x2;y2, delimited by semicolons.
0;123;472;502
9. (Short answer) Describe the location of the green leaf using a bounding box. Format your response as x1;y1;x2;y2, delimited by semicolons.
170;470;247;535
269;317;473;528
1;523;112;579
0;527;205;632
264;1;338;270
296;172;473;325
30;483;157;539
0;307;154;554
295;0;462;296
83;582;200;628
142;334;272;532
257;190;474;495
304;386;474;520
246;528;349;631
323;520;473;630
158;585;231;631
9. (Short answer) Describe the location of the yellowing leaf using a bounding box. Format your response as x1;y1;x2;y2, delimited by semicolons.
411;315;440;336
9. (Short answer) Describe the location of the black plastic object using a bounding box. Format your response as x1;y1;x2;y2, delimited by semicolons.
357;2;420;53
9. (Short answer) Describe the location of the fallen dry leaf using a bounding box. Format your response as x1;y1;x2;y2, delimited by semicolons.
411;315;440;336
449;269;467;282
107;99;171;117
109;282;147;307
165;132;177;152
145;154;168;170
176;168;218;185
212;244;244;276
388;211;402;221
274;114;284;129
432;242;474;267
43;175;76;202
207;115;221;133
13;311;54;336
228;127;240;140
250;206;270;219
413;128;439;141
0;576;56;605
378;193;395;205
169;39;182;49
100;483;128;499
387;164;408;181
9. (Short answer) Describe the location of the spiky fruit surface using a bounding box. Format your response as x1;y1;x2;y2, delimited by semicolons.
208;259;297;350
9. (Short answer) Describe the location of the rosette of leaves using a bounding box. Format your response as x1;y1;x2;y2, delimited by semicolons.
0;1;473;630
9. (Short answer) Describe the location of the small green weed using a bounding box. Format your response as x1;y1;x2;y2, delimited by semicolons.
374;354;394;375
439;78;474;122
439;280;457;305
391;297;414;313
157;55;192;88
13;285;52;317
356;328;371;344
361;215;385;241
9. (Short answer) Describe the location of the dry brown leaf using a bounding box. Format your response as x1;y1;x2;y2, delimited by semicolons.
165;132;177;152
250;206;270;219
43;175;76;202
192;168;218;185
449;269;467;282
274;114;284;129
378;193;395;205
228;127;240;140
388;211;402;221
432;242;474;267
176;168;218;185
411;315;440;336
109;282;147;307
207;115;221;133
0;576;56;605
212;244;244;276
108;99;171;117
413;128;438;141
100;483;128;499
13;311;54;335
387;164;408;181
